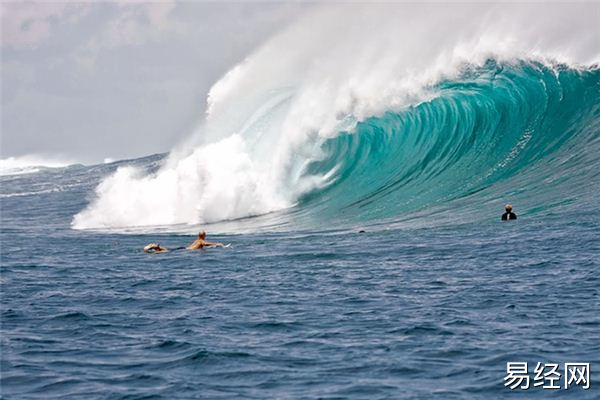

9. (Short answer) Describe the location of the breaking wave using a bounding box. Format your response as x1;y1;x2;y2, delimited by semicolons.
72;3;600;231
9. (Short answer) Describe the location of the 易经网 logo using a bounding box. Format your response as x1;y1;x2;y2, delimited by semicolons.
504;362;590;390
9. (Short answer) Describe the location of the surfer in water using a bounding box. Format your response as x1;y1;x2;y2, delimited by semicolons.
143;243;169;253
501;204;517;221
144;231;225;253
187;231;225;250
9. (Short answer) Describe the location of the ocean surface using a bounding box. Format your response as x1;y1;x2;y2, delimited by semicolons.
2;58;600;398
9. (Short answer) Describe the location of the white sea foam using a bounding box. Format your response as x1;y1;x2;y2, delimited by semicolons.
72;3;599;230
72;135;290;228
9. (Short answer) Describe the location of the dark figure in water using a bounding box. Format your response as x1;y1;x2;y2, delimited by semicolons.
501;204;517;221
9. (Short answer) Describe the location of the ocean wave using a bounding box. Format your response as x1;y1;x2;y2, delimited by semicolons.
298;61;600;225
72;4;600;231
0;155;76;176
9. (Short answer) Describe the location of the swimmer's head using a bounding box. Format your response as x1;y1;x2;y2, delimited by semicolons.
198;231;206;239
505;204;513;211
144;243;160;252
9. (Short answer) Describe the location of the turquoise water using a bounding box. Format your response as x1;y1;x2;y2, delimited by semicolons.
299;61;600;229
1;60;599;398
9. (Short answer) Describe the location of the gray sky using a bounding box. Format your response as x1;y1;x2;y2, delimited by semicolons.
1;1;308;164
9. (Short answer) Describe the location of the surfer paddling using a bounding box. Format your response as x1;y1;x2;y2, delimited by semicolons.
143;243;169;253
187;231;225;250
144;231;225;253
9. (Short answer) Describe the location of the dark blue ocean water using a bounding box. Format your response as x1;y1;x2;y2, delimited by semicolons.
1;161;599;399
2;61;600;399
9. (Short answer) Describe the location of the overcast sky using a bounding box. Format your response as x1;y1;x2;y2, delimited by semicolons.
1;1;309;164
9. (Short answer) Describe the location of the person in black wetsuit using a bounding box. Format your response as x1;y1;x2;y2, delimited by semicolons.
501;204;517;221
